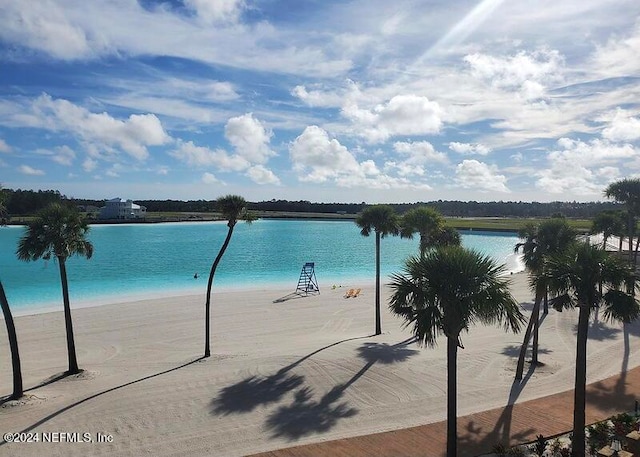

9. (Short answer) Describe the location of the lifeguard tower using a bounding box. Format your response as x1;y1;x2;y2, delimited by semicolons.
295;262;320;296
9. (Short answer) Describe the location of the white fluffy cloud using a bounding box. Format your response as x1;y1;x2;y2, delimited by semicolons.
464;49;563;99
342;94;443;143
170;141;249;171
201;172;220;184
224;113;275;164
35;145;76;166
455;160;509;193
535;137;639;194
246;165;281;185
290;126;361;183
591;23;640;77
385;141;448;176
184;0;245;23
448;142;490;156
19;165;45;176
599;108;640;142
3;94;170;161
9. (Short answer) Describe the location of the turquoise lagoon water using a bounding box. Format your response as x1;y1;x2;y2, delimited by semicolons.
0;219;523;314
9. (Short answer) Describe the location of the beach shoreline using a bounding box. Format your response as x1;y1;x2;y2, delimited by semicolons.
2;272;636;457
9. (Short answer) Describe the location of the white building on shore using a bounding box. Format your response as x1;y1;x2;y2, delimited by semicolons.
99;198;147;220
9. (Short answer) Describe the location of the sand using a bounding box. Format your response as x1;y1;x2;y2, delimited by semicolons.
1;272;639;457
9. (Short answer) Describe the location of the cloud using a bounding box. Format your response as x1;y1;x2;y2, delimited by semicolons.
448;142;490;155
83;158;98;172
289;125;432;190
591;22;640;77
342;94;443;143
184;0;245;24
599;108;640;142
19;164;45;176
385;141;448;176
0;0;95;60
201;172;220;184
2;94;171;161
291;84;347;108
224;113;275;164
535;137;639;195
246;165;281;185
464;49;563;99
35;145;76;166
0;139;11;153
455;160;509;193
169;141;249;171
290;126;361;183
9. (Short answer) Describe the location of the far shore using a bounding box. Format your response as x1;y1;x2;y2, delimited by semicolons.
1;272;638;457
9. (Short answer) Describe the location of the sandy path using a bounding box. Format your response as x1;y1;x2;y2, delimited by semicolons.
1;273;638;456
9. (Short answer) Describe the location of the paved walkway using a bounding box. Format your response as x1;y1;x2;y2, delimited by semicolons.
249;364;640;457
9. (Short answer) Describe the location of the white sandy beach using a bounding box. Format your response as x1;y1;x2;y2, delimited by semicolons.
1;272;639;456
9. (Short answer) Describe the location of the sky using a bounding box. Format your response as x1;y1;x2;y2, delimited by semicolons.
0;0;639;204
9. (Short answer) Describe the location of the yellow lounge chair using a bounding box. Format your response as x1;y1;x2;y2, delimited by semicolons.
352;288;361;298
343;288;355;298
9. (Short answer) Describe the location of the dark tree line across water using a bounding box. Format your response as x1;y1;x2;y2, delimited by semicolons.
0;188;621;218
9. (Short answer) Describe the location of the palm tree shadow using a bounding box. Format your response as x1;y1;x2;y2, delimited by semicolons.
210;335;372;415
264;338;419;441
572;319;621;341
585;323;635;414
264;385;358;440
501;344;552;358
0;356;205;446
458;363;537;456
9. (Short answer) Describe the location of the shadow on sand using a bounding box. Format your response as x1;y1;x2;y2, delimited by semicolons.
210;335;373;415
457;362;537;456
0;356;205;446
263;338;419;441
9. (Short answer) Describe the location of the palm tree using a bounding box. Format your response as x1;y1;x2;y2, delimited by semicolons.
604;178;640;265
546;242;639;457
204;195;253;358
513;218;576;380
356;205;399;336
389;246;523;457
0;185;22;399
432;225;461;247
591;210;625;251
399;206;446;256
17;203;93;375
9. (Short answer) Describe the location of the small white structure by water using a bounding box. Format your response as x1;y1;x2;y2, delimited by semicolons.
99;198;147;220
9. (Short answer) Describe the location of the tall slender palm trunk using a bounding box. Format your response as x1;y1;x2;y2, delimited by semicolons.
515;285;543;380
447;335;458;457
204;223;236;358
572;304;589;457
0;280;22;399
375;232;381;335
58;258;79;374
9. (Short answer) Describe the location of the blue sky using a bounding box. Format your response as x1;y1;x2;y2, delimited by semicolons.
0;0;639;203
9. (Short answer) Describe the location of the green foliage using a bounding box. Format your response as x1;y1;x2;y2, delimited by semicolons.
491;442;508;455
587;421;611;454
611;412;636;436
389;246;524;346
355;205;399;238
533;434;546;455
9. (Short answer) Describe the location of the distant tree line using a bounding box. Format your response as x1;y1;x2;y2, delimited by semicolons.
0;187;622;218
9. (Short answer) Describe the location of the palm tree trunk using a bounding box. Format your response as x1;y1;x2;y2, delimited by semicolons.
531;298;540;365
447;335;458;457
58;258;79;374
543;288;548;315
0;280;23;399
204;223;236;358
515;287;543;380
571;304;589;457
375;231;381;335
